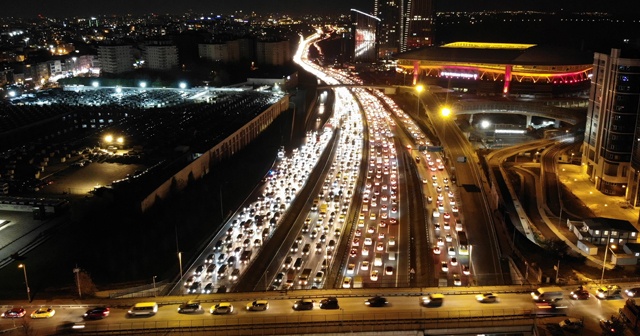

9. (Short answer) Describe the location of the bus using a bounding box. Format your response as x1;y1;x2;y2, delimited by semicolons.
458;231;469;255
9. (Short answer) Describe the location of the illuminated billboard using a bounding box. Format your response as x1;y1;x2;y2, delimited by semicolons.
351;9;380;63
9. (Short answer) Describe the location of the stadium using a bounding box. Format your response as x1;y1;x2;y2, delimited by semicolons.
396;42;594;97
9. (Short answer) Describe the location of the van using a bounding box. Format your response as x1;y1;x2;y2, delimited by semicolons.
388;252;396;261
374;253;383;267
128;302;158;316
531;286;564;302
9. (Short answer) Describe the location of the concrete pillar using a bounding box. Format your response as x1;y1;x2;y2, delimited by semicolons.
555;119;561;128
526;115;532;127
469;114;474;124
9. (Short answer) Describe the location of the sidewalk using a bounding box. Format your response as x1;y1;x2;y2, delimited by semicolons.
557;163;639;226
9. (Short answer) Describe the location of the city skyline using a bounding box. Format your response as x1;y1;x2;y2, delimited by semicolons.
1;0;629;18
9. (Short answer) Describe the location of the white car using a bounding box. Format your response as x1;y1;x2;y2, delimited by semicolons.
370;270;379;281
347;263;356;274
361;261;370;271
388;236;396;245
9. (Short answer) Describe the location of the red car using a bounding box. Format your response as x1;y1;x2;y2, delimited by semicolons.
2;308;26;318
83;307;110;319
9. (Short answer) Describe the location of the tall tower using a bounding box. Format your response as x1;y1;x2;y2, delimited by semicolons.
582;48;640;205
404;0;434;51
374;0;402;58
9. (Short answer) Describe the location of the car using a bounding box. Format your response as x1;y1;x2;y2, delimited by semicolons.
379;221;388;228
314;271;324;283
202;282;214;294
361;261;370;270
2;308;26;318
352;238;360;246
246;300;269;311
437;238;444;246
362;246;370;256
559;317;584;331
421;294;444;307
441;261;448;272
347;263;356;274
350;248;358;258
388;236;396;246
571;289;590;300
378;232;385;239
443;212;451;220
376;242;385;251
385;266;394;275
343;277;352;288
448;246;456;256
210;302;234;315
205;254;215;264
189;281;201;293
355;229;362;236
433;246;441;255
292;299;315;311
178;301;202;314
367;226;376;234
445;234;452;242
275;272;285;284
476;293;498;303
427;196;433;203
453;273;461;286
462;265;470;275
625;287;640;297
370;270;379;281
83;307;110;319
450;257;458;266
30;307;55;319
320;297;339;309
365;296;388;307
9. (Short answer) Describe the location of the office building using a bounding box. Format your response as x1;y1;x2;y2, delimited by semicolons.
350;9;380;63
374;0;402;58
582;48;640;203
403;0;434;52
256;40;291;66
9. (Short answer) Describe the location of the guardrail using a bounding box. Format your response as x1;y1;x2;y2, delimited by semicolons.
57;309;539;335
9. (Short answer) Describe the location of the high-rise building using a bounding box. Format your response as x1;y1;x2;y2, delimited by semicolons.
403;0;434;52
256;40;291;66
375;0;435;54
97;44;133;74
582;48;640;204
374;0;402;58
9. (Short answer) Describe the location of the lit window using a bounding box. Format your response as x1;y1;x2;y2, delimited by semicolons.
612;231;618;236
595;230;600;235
603;230;608;236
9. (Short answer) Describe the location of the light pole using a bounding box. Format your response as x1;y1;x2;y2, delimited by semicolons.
178;252;183;280
264;270;269;292
440;106;451;151
18;264;30;302
415;85;424;118
600;231;613;284
152;276;157;297
73;266;82;298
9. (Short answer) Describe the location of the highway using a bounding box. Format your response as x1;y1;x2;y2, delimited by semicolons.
0;286;629;335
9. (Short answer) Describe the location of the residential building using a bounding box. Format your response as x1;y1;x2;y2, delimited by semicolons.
568;217;638;246
97;44;134;74
255;40;290;66
143;41;179;70
374;0;402;58
582;48;640;202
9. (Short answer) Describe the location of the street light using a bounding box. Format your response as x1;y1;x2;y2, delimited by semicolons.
600;231;613;284
415;85;424;117
178;252;183;280
439;106;452;149
18;264;31;302
152;276;157;297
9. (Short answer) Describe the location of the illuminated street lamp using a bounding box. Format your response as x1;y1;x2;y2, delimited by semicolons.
18;264;31;302
116;137;124;144
415;85;424;117
139;81;147;89
439;106;452;148
115;86;122;94
179;82;187;90
600;231;614;284
104;134;113;143
92;81;99;88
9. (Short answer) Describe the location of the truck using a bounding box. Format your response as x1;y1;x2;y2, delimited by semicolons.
298;268;312;286
353;276;363;288
284;269;296;289
619;298;640;330
531;286;564;302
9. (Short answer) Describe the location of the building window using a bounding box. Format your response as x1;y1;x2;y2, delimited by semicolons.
595;230;600;235
603;230;609;236
612;231;618;236
632;232;637;237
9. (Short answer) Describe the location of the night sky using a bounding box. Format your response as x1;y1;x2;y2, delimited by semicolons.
2;0;627;18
